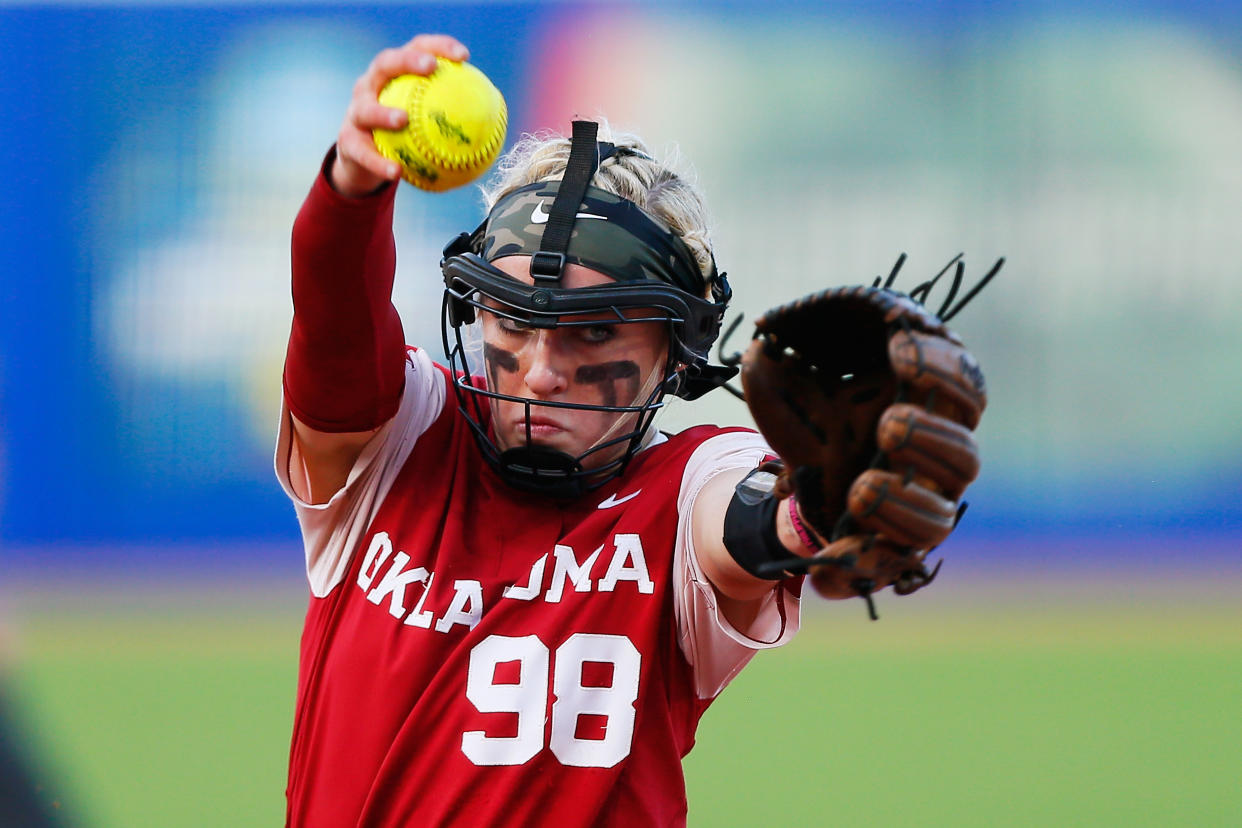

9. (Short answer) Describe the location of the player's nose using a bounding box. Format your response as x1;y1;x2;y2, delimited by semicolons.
521;330;569;397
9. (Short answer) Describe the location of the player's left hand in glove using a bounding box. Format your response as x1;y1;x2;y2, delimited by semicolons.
739;254;1001;618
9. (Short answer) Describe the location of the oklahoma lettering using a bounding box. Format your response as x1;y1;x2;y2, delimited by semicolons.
357;530;656;632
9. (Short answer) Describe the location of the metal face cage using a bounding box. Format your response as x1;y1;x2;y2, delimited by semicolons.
440;258;688;499
436;120;736;498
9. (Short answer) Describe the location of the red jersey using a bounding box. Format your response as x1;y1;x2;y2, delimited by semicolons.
276;165;801;827
276;354;800;827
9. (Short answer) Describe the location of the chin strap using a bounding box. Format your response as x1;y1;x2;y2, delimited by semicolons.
496;446;587;499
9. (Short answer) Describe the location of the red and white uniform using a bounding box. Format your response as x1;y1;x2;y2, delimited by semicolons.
276;170;802;828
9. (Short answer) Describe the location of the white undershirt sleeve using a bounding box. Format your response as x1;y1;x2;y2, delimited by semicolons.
673;431;802;699
274;348;446;597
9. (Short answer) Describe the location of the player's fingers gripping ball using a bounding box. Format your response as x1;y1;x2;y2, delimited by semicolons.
373;58;507;192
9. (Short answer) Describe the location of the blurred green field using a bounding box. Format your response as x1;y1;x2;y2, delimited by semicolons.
5;575;1241;827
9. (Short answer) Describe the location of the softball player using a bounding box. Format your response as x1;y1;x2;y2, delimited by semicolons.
279;34;817;827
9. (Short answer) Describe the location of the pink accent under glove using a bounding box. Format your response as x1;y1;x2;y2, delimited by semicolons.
283;146;407;432
787;495;821;552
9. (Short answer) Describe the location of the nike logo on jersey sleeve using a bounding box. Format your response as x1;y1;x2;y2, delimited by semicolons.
597;490;641;509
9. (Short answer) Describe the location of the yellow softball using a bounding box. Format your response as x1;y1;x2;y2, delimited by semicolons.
373;58;507;192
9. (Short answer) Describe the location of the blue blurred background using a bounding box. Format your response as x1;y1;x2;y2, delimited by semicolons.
1;1;1241;825
3;1;1240;572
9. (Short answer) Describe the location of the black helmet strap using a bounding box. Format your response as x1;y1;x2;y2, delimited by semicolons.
530;120;601;282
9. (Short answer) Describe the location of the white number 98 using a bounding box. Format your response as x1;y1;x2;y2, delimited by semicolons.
462;633;641;768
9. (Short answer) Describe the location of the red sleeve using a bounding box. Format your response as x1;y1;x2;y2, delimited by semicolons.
283;146;407;432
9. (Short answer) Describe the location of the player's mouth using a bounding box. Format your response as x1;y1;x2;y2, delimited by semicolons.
510;415;569;443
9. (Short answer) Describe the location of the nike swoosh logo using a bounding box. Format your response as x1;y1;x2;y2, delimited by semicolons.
531;201;608;224
597;490;641;509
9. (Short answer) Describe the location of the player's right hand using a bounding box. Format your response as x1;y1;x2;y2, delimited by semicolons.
332;34;471;198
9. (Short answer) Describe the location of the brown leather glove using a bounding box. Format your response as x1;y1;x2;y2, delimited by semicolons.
739;255;1000;618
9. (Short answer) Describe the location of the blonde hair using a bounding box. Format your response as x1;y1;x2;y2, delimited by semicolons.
480;122;716;291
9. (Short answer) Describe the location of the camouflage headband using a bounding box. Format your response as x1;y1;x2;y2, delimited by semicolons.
477;180;708;296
